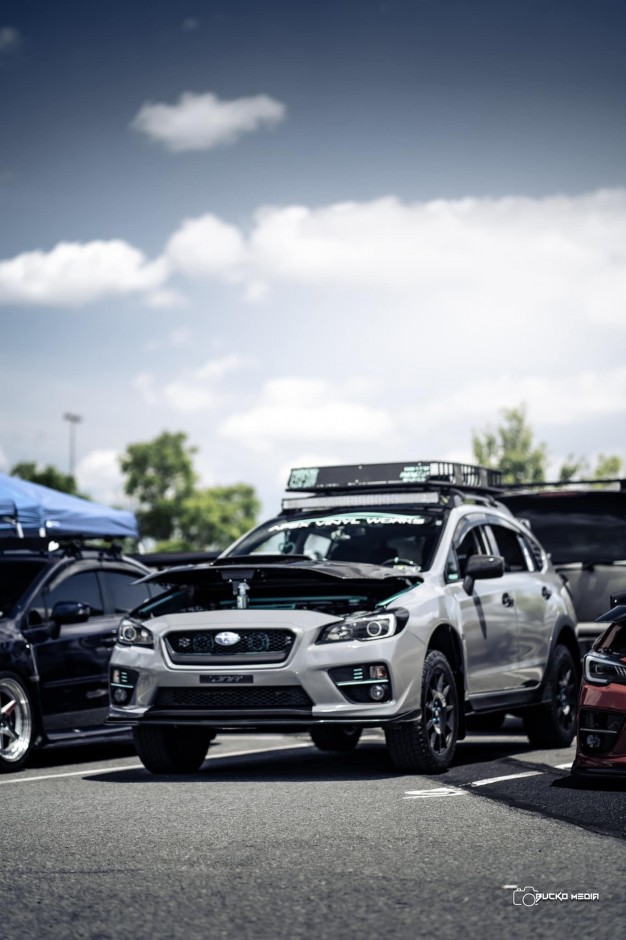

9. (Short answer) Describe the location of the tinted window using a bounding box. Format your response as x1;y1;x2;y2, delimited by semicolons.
0;559;48;617
501;493;626;564
454;526;490;578
46;571;104;616
104;570;152;614
490;525;529;572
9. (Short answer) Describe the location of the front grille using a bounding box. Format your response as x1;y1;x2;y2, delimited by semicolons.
164;629;295;665
154;686;313;710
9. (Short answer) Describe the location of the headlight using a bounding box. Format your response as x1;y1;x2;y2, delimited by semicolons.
584;652;626;685
117;617;154;648
317;612;397;644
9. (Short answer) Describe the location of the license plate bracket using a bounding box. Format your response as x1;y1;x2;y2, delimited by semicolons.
199;674;253;684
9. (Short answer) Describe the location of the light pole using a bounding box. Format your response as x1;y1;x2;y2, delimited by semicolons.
63;412;82;477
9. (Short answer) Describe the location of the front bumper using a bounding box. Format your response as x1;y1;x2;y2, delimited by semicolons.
572;681;626;773
107;608;427;730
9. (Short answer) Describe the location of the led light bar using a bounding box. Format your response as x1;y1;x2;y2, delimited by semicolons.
286;461;502;493
281;492;441;512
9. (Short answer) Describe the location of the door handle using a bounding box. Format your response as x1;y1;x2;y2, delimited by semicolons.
542;586;552;600
501;592;514;608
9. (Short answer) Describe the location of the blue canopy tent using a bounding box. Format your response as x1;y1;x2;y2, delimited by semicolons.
0;472;138;539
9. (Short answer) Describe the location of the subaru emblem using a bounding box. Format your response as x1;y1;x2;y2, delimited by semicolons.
215;631;241;647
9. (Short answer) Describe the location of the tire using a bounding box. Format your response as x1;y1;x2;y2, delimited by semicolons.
132;725;213;774
385;650;459;774
0;672;34;773
522;645;578;748
309;725;362;752
466;711;506;733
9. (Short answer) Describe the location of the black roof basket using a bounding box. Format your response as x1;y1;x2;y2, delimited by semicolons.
499;478;626;494
286;461;503;495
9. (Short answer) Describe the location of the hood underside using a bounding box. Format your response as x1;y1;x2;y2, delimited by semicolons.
136;559;421;617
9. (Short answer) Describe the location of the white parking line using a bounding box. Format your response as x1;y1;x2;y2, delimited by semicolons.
468;771;543;787
404;787;467;799
555;762;572;770
404;770;544;799
0;765;143;785
0;742;314;786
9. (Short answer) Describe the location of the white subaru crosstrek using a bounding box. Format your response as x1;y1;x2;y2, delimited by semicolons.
108;461;579;774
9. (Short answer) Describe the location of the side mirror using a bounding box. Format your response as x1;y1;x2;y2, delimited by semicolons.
51;601;91;625
610;590;626;607
463;554;504;595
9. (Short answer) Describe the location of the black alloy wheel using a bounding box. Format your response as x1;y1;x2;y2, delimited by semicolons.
385;650;459;774
523;644;579;748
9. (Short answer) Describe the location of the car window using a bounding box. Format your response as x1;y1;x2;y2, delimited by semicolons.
453;526;490;579
520;533;544;571
103;570;153;614
500;494;626;564
45;571;104;616
489;525;530;572
0;559;48;617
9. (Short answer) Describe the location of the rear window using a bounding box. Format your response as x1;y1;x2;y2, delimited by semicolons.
0;559;48;617
502;494;626;565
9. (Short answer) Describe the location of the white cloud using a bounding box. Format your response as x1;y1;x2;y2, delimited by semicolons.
144;288;188;308
134;373;159;406
0;26;20;53
135;355;250;414
0;446;7;471
130;91;286;152
76;449;127;507
165;214;247;278
0;240;167;306
165;189;626;332
400;367;626;433
218;377;394;451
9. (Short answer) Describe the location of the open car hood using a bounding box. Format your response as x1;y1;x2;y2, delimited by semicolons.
137;558;421;611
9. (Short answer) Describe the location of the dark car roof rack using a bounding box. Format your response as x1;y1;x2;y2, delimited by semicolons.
0;535;126;559
286;461;503;495
280;461;509;514
499;478;626;494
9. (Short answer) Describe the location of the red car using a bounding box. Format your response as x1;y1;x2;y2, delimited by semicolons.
573;591;626;776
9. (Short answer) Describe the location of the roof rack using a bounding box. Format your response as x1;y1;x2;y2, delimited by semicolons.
286;461;502;495
499;478;626;493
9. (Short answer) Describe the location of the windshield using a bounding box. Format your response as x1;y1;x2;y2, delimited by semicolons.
223;510;444;570
0;559;48;617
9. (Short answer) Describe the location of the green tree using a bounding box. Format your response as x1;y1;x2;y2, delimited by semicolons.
472;405;548;484
557;454;589;483
179;484;261;550
119;431;197;541
593;454;623;480
11;461;80;495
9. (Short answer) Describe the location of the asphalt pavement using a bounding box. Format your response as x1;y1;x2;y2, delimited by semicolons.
1;723;624;940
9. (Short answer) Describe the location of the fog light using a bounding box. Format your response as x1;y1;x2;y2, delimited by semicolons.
370;684;387;701
584;733;602;750
113;687;130;705
370;665;388;679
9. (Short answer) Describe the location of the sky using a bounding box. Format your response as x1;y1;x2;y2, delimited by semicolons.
1;0;625;517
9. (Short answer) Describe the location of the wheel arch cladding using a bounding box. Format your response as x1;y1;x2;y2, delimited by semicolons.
427;623;466;739
554;621;582;679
